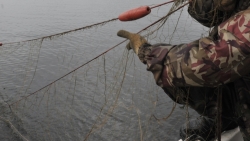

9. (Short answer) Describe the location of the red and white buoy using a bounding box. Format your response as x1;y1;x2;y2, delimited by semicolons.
118;6;151;21
0;42;2;46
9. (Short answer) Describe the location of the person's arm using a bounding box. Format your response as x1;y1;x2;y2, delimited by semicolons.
188;0;236;27
118;9;250;88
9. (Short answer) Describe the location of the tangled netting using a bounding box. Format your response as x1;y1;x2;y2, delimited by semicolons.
0;1;212;141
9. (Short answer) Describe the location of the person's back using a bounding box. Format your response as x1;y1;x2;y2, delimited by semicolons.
189;1;250;140
117;0;250;140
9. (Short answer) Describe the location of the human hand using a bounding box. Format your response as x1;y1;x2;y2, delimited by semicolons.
117;30;148;54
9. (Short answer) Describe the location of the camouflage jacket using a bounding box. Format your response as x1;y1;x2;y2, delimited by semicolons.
137;1;250;138
138;8;250;88
188;0;250;27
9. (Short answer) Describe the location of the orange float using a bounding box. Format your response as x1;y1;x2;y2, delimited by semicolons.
118;6;151;21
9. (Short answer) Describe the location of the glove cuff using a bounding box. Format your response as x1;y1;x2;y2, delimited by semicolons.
137;43;152;63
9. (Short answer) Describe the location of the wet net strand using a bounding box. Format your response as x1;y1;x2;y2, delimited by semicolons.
0;1;199;141
2;18;118;46
9;2;189;106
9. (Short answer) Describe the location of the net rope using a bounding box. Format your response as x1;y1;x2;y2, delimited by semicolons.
0;1;212;141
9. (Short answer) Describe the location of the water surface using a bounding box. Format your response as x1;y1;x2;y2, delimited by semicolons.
0;0;206;140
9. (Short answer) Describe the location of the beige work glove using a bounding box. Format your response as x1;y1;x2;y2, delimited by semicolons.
117;30;148;55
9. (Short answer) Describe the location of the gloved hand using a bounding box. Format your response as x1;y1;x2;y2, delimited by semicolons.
117;30;148;55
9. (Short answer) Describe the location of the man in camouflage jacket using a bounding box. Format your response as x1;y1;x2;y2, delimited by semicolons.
118;0;250;140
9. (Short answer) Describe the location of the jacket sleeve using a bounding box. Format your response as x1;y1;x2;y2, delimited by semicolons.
188;0;236;27
138;9;250;88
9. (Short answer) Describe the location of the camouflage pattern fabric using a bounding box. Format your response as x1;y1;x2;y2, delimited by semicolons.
234;76;250;140
138;8;250;87
138;7;250;140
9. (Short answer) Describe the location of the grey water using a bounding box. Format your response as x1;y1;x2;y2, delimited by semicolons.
0;0;206;140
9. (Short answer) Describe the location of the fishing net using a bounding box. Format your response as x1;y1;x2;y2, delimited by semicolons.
0;1;209;141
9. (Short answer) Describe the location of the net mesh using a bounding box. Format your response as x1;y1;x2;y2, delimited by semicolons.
0;1;209;141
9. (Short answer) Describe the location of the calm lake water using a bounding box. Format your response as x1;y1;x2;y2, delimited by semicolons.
0;0;207;140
